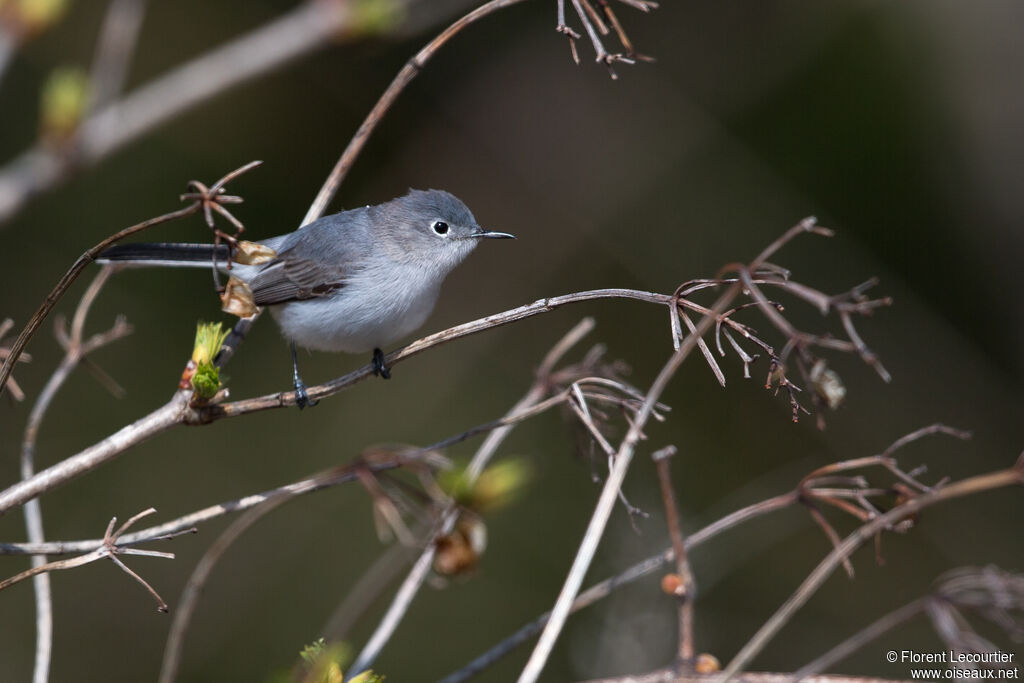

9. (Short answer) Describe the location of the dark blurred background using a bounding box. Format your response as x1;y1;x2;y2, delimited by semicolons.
1;1;1022;681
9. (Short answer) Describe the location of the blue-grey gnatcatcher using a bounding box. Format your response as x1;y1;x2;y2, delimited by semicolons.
98;189;515;407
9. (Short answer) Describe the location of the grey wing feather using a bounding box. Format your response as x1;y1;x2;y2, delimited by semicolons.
249;208;372;305
248;256;346;305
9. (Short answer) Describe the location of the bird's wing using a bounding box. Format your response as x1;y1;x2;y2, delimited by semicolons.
248;207;373;305
248;253;346;306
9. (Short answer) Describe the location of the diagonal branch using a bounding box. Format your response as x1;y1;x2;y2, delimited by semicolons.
347;317;598;677
719;457;1024;680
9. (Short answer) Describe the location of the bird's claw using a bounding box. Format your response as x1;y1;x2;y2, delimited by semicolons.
294;378;319;409
372;348;391;380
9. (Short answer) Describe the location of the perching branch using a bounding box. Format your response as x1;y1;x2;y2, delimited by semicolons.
0;220;890;524
301;0;531;226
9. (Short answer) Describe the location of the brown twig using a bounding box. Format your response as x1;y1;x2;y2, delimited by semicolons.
437;493;798;683
0;160;261;400
518;217;829;683
0;222;880;522
555;0;654;77
0;508;176;611
719;456;1024;680
0;217;861;523
157;496;291;683
653;445;696;665
441;424;979;682
301;0;531;227
348;317;599;676
796;566;1024;679
0;317;29;400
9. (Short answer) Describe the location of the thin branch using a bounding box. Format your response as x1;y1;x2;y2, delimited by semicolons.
652;445;695;664
20;266;128;683
348;317;598;678
157;496;292;683
794;598;928;680
0;400;568;556
515;222;827;683
0;317;29;400
301;0;530;226
0;159;260;399
0;508;174;611
719;458;1024;680
517;276;744;683
437;492;799;683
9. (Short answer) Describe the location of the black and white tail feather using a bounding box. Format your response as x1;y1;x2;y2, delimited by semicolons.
97;242;232;269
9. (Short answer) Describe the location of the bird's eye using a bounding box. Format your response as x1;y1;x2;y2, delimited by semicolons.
432;221;450;235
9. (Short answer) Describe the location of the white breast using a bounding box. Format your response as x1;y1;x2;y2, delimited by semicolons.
268;260;443;353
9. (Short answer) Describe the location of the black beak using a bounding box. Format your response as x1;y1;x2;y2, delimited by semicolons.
472;228;516;239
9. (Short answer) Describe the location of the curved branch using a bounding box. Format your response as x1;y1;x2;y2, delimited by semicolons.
302;0;531;226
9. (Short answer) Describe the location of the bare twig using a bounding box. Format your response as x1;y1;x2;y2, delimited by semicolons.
442;424;978;682
302;0;531;226
652;445;695;664
518;286;741;683
0;160;260;399
348;318;598;678
719;457;1024;680
517;219;827;683
0;508;174;612
797;566;1024;679
0;317;29;400
438;493;798;683
157;497;291;683
20;267;129;683
795;598;927;679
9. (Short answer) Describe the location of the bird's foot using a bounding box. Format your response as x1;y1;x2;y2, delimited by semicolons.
372;348;391;380
294;377;319;409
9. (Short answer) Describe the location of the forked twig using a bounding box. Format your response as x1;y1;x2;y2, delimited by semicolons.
0;160;261;399
0;509;177;611
719;457;1024;680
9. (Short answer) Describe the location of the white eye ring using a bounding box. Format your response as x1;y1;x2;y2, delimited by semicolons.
432;221;450;235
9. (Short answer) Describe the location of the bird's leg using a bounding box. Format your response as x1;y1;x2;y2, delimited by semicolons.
372;347;391;380
291;343;318;409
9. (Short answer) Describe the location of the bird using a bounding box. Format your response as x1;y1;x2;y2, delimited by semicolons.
97;189;515;407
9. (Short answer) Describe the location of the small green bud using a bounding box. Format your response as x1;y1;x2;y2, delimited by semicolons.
190;322;230;399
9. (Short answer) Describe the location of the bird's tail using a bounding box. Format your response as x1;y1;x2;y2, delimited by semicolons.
96;243;231;268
